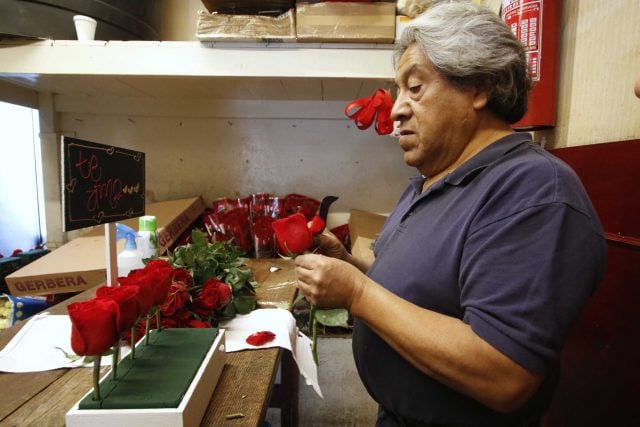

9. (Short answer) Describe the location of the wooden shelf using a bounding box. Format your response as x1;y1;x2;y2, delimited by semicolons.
0;40;396;102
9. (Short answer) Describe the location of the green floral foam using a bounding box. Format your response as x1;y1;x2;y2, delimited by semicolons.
79;328;218;409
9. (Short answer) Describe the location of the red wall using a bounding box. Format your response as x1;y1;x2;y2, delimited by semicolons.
543;140;640;426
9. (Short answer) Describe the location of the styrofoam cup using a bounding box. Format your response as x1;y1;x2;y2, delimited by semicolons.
73;15;97;41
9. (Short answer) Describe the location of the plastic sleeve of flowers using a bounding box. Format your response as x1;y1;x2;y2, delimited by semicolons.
92;356;101;401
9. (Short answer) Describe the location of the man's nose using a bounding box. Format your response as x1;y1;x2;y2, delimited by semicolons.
391;95;410;121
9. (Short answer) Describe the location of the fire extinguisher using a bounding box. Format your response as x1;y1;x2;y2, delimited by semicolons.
501;0;561;129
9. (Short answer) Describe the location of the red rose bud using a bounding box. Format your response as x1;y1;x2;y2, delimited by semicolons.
272;213;314;255
68;298;119;356
144;259;174;306
161;282;189;317
246;331;276;346
172;267;194;287
95;285;140;332
119;270;155;314
192;278;232;317
273;213;325;256
308;215;325;234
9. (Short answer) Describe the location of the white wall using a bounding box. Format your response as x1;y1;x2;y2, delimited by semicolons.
59;111;413;218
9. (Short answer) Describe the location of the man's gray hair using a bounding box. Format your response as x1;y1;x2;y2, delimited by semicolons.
396;0;532;123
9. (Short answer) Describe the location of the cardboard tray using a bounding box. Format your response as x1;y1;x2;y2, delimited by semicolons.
66;329;226;427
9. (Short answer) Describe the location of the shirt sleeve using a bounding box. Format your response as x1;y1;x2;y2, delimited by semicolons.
460;202;606;374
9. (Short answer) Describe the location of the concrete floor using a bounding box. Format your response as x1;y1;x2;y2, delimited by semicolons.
266;336;378;426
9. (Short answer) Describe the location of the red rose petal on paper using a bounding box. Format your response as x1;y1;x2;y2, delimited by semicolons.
246;331;276;346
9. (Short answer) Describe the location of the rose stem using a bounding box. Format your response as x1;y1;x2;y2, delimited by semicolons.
130;325;136;359
311;305;318;365
92;356;101;401
111;340;119;380
145;312;151;345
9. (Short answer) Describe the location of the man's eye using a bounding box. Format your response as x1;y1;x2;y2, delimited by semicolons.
409;85;422;93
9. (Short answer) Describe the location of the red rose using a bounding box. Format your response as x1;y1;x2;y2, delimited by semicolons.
186;319;212;328
119;260;173;312
272;213;325;256
119;269;155;314
172;268;194;287
144;259;174;306
246;331;276;346
161;282;189;317
68;298;119;356
192;278;232;317
95;285;140;332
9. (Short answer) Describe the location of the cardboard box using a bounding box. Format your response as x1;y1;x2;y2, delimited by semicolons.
200;0;294;14
296;2;396;43
5;197;206;297
196;9;296;42
348;209;387;264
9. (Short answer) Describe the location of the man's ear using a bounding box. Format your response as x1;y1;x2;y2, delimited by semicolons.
472;85;489;110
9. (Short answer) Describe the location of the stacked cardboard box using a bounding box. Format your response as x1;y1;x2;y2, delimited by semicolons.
5;197;206;297
296;2;396;43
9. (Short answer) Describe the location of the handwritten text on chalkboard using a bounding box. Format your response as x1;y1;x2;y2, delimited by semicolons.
62;137;145;231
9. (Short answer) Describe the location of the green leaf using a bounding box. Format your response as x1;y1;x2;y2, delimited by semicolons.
221;302;237;318
192;229;207;246
314;308;349;328
233;296;257;315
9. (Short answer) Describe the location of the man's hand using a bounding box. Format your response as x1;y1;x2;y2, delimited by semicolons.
294;253;367;309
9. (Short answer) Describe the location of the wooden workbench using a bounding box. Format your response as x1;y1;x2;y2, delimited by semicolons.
0;258;299;427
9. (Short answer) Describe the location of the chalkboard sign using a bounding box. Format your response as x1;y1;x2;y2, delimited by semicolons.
61;136;145;231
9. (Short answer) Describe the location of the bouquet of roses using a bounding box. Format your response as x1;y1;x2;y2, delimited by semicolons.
160;229;257;328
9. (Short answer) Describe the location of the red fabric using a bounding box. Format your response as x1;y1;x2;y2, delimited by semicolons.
345;88;394;135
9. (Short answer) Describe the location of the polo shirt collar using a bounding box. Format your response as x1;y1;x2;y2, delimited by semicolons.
409;132;532;194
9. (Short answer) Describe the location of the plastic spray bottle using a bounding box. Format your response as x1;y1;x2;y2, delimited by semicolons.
115;223;144;277
137;215;159;260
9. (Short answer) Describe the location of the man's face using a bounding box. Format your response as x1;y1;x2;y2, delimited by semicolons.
391;44;481;177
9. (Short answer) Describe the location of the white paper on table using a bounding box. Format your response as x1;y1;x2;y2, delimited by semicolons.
0;313;116;373
221;308;323;398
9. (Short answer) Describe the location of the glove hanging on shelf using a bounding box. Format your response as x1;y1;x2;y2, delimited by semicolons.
344;88;394;135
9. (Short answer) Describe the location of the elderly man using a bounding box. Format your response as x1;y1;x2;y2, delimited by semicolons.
295;2;607;426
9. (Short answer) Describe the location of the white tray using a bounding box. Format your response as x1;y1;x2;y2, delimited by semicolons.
66;329;226;427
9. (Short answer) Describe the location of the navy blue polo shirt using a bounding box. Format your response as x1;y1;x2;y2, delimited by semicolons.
353;133;607;426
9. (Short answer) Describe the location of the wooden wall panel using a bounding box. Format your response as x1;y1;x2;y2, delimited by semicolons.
543;140;640;426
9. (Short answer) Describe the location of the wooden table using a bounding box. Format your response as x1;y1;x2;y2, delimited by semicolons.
0;258;299;427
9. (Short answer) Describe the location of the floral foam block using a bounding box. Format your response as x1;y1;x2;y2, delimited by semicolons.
66;328;226;427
